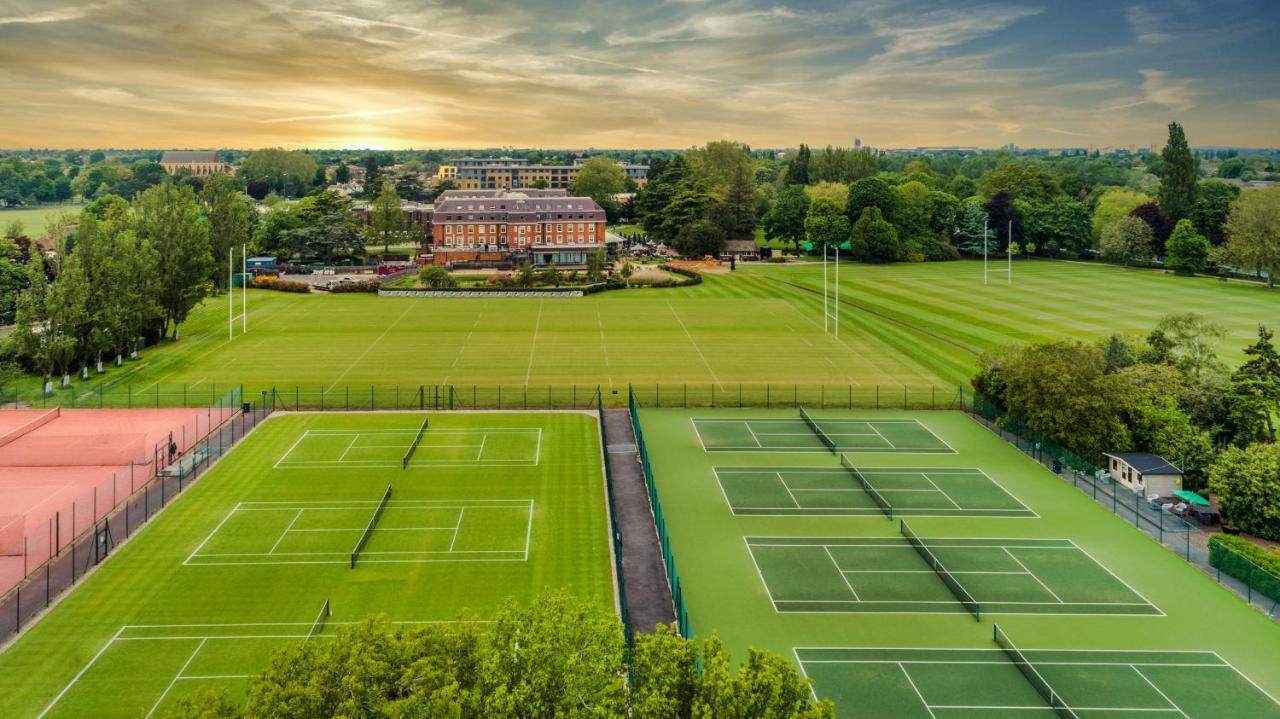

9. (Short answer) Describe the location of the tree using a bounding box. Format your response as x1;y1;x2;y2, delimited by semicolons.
586;247;607;282
849;207;900;263
1219;185;1280;287
1021;197;1092;256
1129;202;1172;253
1226;325;1280;444
635;156;687;240
132;183;211;338
1191;180;1240;245
846;177;895;224
785;144;810;185
710;162;757;241
1164;219;1209;275
1091;188;1148;247
1155;313;1225;378
673;219;724;259
953;197;989;255
803;197;849;252
201;173;254;290
13;251;85;391
570;156;627;211
984;191;1022;251
417;265;457;289
366;179;406;254
1158;121;1199;223
762;184;809;250
803;181;848;207
516;262;535;288
1208;443;1280;540
945;175;977;199
1100;216;1154;266
980;161;1059;203
239;149;319;197
334;163;351;183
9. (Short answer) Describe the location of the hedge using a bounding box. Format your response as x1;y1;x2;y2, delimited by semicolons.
252;276;311;293
328;279;381;293
1208;534;1280;603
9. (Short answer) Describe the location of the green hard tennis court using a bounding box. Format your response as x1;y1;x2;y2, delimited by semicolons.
746;535;1160;616
693;416;955;453
714;466;1035;517
0;412;611;719
797;645;1280;719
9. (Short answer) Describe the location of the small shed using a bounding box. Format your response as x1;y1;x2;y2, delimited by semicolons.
1102;452;1183;499
720;240;759;260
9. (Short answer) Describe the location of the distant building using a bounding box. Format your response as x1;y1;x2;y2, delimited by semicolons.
436;156;648;191
351;200;434;230
159;151;230;177
430;189;605;267
1103;452;1183;499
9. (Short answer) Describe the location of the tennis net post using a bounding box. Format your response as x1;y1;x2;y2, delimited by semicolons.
307;599;330;641
799;406;837;454
840;453;894;520
351;485;392;568
900;520;981;621
402;417;429;469
993;624;1080;719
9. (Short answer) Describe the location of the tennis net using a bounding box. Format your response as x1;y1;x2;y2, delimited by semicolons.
900;520;981;621
351;485;392;568
840;453;893;520
799;406;836;453
994;624;1080;719
402;417;429;469
307;599;330;641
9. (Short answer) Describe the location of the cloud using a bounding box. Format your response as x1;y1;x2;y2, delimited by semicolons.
0;4;96;25
1126;5;1173;44
605;7;805;45
258;107;425;124
1140;69;1197;111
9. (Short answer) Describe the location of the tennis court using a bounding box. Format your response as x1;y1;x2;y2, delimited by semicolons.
693;415;954;453
184;498;534;566
273;426;542;468
746;534;1159;616
714;465;1034;518
797;642;1280;719
1;411;612;718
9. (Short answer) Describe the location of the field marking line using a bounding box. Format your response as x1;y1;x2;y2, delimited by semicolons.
178;674;251;681
185;504;244;565
1130;665;1190;718
825;546;861;602
897;663;939;719
866;422;896;449
1066;540;1162;615
968;468;1038;517
596;310;613;387
475;434;487;461
337;434;360;462
1002;547;1064;603
325;296;420;392
534;427;542;466
744;422;764;448
273;430;311;469
776;472;803;509
36;626;127;719
144;638;208;718
522;499;534;560
449;507;465;552
710;467;743;514
666;300;724;391
742;536;781;609
919;472;963;510
268;510;305;554
443;312;483;384
1209;651;1280;707
524;300;544;386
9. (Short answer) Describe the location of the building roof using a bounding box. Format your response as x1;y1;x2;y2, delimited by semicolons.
160;151;222;164
1104;452;1183;476
722;240;758;253
432;189;604;224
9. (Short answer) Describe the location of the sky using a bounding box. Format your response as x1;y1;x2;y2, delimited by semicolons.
1;0;1278;150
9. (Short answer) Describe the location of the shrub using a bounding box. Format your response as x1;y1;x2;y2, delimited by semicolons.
1208;535;1280;603
252;276;310;293
329;279;380;293
417;264;458;289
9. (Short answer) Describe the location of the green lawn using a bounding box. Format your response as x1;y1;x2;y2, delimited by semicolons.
637;407;1280;719
0;205;84;237
0;411;611;717
13;259;1279;405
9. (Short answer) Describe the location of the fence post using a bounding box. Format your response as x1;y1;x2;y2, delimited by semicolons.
903;386;908;410
766;384;770;409
876;385;880;410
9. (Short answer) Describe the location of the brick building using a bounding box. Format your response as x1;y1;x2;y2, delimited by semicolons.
159;151;230;177
436;157;647;191
430;189;606;267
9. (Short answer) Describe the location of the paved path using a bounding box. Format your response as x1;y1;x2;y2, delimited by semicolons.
603;408;676;636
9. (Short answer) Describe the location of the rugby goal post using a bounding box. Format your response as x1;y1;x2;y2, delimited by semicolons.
229;244;247;339
823;243;839;337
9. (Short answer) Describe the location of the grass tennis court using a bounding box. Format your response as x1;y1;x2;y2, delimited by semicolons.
747;535;1158;616
0;411;611;718
715;466;1033;517
694;416;954;453
797;643;1280;719
636;408;1280;719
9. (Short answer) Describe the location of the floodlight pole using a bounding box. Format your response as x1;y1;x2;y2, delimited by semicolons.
228;247;234;340
823;243;829;333
983;218;989;285
242;243;247;333
1007;220;1013;284
834;245;839;338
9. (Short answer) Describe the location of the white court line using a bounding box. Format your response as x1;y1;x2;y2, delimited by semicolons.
144;638;207;718
1131;665;1190;718
524;300;543;386
325;297;420;392
267;510;305;554
825;547;861;602
36;627;127;719
898;663;938;719
474;435;487;461
918;472;962;510
668;300;724;391
777;472;802;509
1003;547;1064;603
337;434;359;462
449;508;464;552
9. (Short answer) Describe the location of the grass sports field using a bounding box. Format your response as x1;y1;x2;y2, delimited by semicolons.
0;411;611;718
637;407;1280;719
0;205;83;237
17;259;1279;403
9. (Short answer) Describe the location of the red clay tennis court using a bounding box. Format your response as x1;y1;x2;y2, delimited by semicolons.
0;405;237;595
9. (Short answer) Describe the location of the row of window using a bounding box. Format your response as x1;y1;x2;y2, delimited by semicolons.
441;235;599;248
442;222;598;234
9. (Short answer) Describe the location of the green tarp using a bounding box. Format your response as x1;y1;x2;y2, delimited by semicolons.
1173;490;1210;506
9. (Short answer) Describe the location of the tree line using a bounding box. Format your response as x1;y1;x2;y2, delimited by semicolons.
974;317;1280;539
165;592;834;719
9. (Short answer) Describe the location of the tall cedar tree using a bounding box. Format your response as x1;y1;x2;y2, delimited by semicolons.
1159;121;1199;223
983;191;1022;250
201;173;254;290
785;144;810;185
1227;325;1280;443
762;184;809;249
713;162;757;241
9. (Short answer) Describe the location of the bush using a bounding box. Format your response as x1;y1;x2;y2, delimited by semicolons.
252;276;310;293
329;279;380;293
1208;534;1280;603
